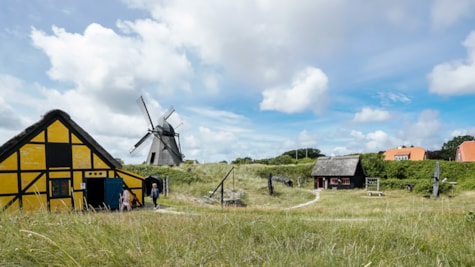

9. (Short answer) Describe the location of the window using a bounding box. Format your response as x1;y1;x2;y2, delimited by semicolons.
394;154;409;161
330;178;350;185
330;178;340;185
341;178;350;185
51;179;70;198
46;143;72;167
149;152;156;164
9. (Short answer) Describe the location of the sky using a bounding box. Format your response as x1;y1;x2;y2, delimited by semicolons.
1;0;475;164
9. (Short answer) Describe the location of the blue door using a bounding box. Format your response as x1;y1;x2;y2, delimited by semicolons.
104;178;123;210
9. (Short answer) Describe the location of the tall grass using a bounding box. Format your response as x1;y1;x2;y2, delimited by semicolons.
1;190;474;266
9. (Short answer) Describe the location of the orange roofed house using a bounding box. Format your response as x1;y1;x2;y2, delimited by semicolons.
383;146;427;161
456;141;475;162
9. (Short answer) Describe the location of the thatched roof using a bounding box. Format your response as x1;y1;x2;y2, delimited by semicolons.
0;109;121;168
311;155;362;176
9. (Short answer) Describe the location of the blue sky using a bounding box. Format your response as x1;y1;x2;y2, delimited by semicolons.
1;0;475;164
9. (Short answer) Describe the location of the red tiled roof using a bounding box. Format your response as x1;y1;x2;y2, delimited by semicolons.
456;141;475;162
383;146;426;161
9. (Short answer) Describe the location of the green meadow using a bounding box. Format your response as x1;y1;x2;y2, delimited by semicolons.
1;163;474;266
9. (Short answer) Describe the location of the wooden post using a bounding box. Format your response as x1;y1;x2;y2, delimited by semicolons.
220;184;224;205
165;176;169;197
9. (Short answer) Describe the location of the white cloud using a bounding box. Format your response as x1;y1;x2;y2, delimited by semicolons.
428;31;475;95
330;146;352;156
0;74;33;129
386;92;411;104
431;0;475;30
0;74;22;102
350;130;365;140
297;130;319;148
394;109;443;150
349;129;394;152
192;126;237;160
450;127;475;137
186;107;249;126
353;107;390;122
365;130;391;151
259;67;328;114
411;110;442;137
176;107;257;162
123;0;347;86
201;72;220;95
31;21;192;108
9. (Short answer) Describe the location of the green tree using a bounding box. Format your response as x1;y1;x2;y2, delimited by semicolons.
440;135;475;160
384;161;408;179
231;157;253;164
269;154;294;165
361;152;385;177
281;148;325;159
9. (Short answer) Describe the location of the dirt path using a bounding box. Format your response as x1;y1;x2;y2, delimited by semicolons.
152;189;321;213
286;189;320;210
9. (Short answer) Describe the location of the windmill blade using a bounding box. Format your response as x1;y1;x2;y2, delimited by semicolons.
156;106;175;130
176;133;184;158
162;106;175;121
137;96;155;130
129;132;152;154
174;122;183;132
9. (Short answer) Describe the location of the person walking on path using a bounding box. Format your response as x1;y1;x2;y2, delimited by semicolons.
151;183;160;209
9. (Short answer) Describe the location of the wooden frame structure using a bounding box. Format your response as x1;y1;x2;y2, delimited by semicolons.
365;177;383;196
0;110;144;212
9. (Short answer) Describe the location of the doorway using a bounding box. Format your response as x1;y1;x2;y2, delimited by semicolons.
85;178;123;210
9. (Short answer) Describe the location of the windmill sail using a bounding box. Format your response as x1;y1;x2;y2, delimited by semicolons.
137;96;154;130
129;132;152;154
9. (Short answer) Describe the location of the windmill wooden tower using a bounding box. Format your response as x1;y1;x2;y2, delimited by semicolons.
129;96;183;166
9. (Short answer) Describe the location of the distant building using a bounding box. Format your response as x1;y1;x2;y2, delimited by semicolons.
455;141;475;162
383;146;426;161
311;155;366;190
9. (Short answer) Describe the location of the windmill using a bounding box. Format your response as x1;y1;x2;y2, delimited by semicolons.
129;96;183;166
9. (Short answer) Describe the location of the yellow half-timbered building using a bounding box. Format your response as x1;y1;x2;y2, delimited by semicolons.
0;109;144;212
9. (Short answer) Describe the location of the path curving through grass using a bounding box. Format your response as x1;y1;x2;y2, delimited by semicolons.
286;189;320;210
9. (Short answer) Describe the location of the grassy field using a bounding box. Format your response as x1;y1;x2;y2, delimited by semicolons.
1;163;475;266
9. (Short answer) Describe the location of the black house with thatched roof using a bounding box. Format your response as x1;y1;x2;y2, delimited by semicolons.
311;155;366;190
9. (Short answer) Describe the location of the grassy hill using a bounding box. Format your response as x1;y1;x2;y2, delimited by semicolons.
124;159;475;205
124;162;317;208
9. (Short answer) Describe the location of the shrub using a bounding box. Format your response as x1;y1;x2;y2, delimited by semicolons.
466;211;475;221
123;164;202;185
